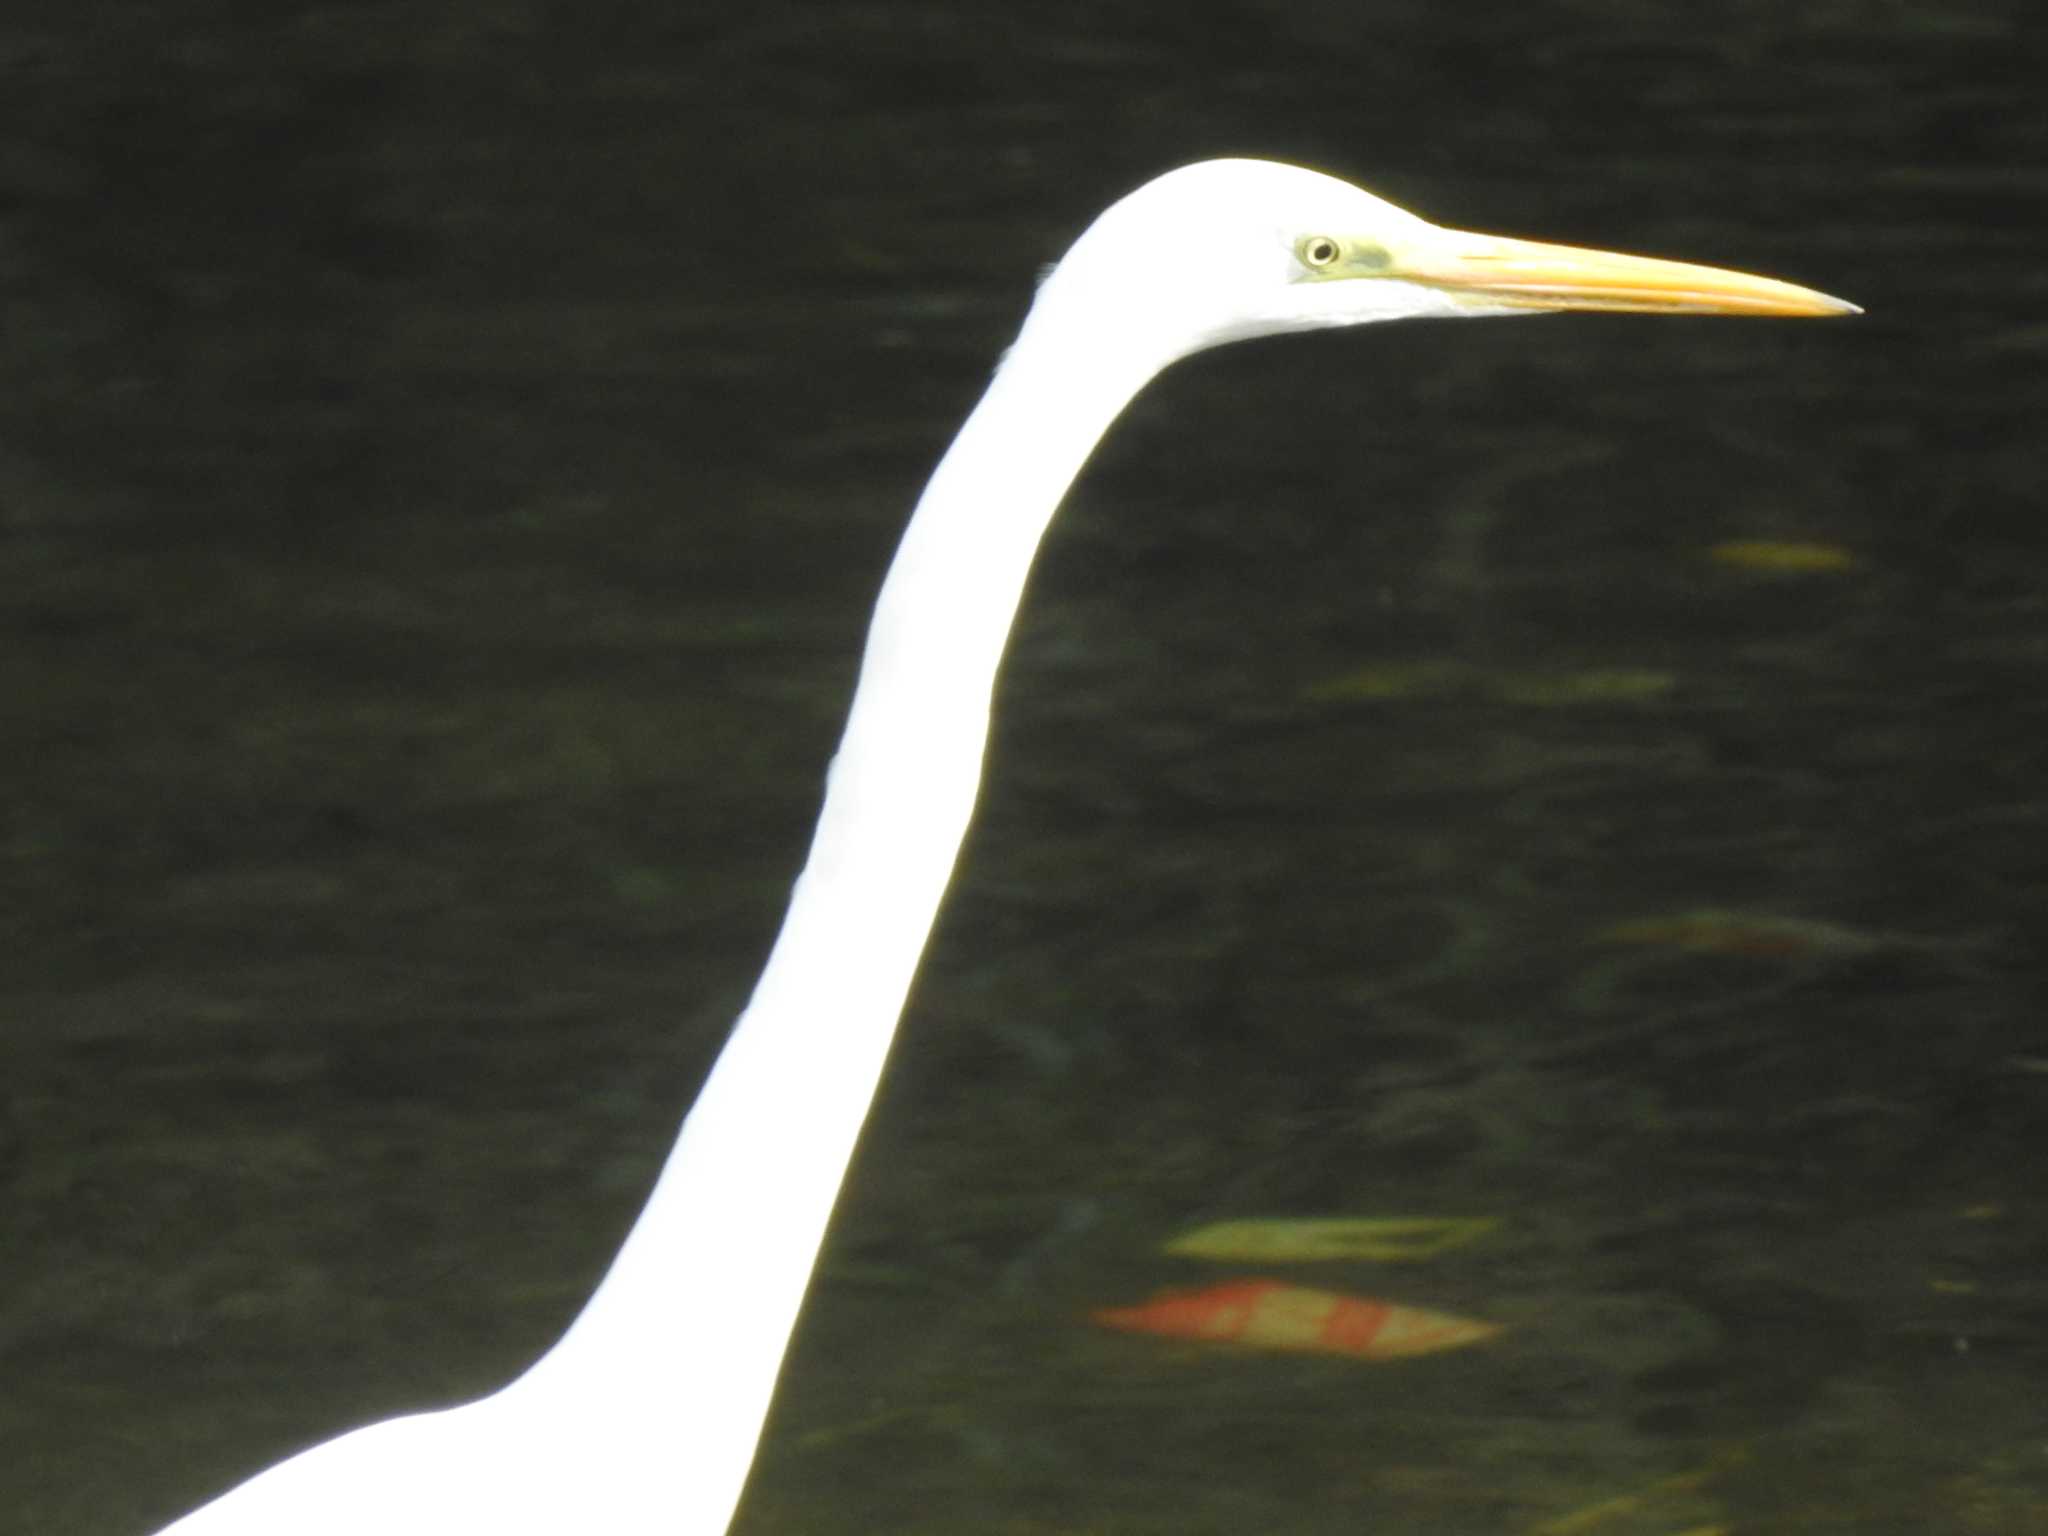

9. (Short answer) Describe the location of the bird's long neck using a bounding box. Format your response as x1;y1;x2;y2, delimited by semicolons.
505;294;1164;1532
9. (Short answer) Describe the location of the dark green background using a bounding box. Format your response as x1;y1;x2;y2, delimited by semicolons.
4;2;2042;1532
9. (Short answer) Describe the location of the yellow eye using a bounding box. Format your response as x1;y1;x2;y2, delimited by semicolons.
1297;235;1341;269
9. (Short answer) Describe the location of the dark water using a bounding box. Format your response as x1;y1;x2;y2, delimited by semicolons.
4;3;2044;1533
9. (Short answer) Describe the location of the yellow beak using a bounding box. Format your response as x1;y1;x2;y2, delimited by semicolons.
1371;226;1859;318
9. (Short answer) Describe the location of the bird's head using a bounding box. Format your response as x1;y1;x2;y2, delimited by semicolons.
1027;158;1856;364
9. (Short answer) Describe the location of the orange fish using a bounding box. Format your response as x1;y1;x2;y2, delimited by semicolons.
1092;1279;1500;1360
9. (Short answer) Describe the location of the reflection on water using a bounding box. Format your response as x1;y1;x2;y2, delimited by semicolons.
3;4;2043;1534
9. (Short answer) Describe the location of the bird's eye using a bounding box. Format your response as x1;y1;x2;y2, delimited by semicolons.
1297;235;1342;269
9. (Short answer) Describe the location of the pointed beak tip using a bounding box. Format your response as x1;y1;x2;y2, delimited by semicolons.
1780;292;1861;320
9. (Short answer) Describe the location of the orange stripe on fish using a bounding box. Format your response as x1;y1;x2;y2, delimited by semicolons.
1092;1279;1500;1360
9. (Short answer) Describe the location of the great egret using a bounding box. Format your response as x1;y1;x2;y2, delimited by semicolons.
144;159;1853;1536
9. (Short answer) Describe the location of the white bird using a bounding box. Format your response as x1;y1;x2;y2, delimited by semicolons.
145;158;1853;1536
